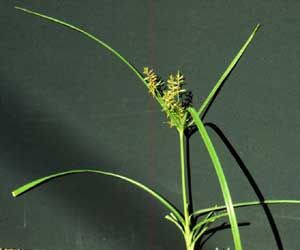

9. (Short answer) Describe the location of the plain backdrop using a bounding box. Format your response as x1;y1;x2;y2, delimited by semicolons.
1;1;300;249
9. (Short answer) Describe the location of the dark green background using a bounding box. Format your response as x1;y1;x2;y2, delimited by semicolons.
1;0;300;249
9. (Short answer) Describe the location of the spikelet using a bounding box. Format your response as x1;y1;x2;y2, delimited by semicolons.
162;71;187;127
167;71;185;96
143;67;192;128
143;67;164;97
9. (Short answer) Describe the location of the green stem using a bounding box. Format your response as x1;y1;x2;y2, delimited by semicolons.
179;130;193;250
179;130;189;221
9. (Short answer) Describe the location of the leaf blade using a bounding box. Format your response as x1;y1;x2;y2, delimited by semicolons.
14;6;147;87
197;24;260;117
12;169;184;224
193;200;300;217
192;212;228;245
192;212;228;236
14;6;181;128
188;107;242;250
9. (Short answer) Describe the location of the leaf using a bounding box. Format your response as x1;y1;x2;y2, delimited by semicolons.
165;214;185;236
14;6;147;87
12;169;184;224
192;200;300;217
192;212;228;245
14;6;180;128
192;212;228;237
188;107;242;250
197;24;260;117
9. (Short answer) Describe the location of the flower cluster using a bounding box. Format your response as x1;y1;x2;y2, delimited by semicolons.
143;67;193;128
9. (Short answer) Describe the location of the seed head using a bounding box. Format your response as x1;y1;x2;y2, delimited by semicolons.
143;67;193;128
143;67;164;97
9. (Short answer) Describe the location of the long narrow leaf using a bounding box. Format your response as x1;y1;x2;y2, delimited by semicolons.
192;212;228;236
193;200;300;217
197;24;260;117
14;6;147;87
192;226;209;247
165;214;185;236
14;6;181;128
12;169;184;224
188;107;242;250
192;212;228;246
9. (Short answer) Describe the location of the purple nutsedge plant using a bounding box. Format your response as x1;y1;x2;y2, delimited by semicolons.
11;6;300;250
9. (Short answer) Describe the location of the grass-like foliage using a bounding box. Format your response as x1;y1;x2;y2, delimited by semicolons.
12;6;300;250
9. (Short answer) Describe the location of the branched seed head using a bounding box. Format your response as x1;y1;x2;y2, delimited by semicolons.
143;67;193;129
143;67;164;97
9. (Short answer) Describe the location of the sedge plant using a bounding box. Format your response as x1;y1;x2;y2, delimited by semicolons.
11;6;300;250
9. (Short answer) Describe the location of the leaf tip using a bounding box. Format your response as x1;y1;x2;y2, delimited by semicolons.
254;23;261;32
11;190;18;197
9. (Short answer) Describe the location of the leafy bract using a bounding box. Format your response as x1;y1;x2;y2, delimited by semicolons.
197;24;260;117
12;169;184;224
188;107;242;250
192;200;300;217
14;6;146;87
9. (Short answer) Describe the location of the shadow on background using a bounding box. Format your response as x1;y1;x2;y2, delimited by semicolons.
181;46;284;248
199;222;251;250
204;122;283;250
0;77;176;249
184;121;283;249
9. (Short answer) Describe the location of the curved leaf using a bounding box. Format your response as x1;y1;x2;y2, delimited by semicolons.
14;6;147;87
192;212;228;236
14;6;180;128
12;169;184;224
193;200;300;217
165;213;185;237
192;212;228;245
188;107;242;250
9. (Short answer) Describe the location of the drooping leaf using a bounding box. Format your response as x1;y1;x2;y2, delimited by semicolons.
14;6;181;129
165;213;185;236
12;169;184;224
14;6;147;87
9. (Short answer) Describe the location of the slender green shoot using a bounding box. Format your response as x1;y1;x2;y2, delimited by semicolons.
178;127;194;249
188;107;242;250
192;200;300;217
192;212;228;237
196;24;260;118
192;212;228;245
11;169;184;224
179;129;189;222
12;6;300;250
165;213;185;237
14;6;181;128
14;6;146;87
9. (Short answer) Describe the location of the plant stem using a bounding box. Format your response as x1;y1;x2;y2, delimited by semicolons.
179;130;188;221
179;130;194;250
